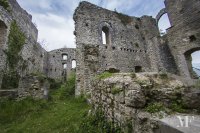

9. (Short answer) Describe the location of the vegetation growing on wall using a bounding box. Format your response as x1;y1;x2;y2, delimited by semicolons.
0;0;10;11
96;72;113;80
1;20;25;89
0;72;123;133
115;12;132;26
6;21;25;69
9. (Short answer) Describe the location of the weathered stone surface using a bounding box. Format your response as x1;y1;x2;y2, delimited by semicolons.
182;88;200;109
18;75;50;99
155;115;200;133
125;89;146;108
91;73;200;132
0;90;18;99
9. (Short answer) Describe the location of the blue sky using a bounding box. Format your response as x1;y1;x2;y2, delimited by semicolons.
16;0;200;64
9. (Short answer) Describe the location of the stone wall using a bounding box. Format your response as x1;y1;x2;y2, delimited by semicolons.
73;2;178;95
18;75;50;99
91;73;200;132
164;0;200;78
0;0;50;91
47;48;76;81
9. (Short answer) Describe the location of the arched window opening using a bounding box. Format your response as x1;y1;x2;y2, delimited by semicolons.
185;49;200;79
72;60;76;69
191;51;200;78
102;26;110;45
158;14;171;36
0;20;7;48
63;63;67;69
135;66;142;73
62;54;68;60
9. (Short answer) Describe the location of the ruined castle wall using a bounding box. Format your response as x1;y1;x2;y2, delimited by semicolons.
74;2;162;95
8;0;38;41
0;1;48;90
164;0;200;78
48;48;76;80
0;6;11;89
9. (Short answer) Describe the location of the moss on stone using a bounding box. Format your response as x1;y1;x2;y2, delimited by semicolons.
111;87;122;95
96;72;113;80
145;102;165;113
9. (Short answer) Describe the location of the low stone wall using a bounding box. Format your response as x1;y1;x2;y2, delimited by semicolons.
18;75;50;100
91;72;200;132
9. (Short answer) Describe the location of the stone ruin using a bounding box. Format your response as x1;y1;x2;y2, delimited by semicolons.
0;0;198;98
74;0;200;95
0;0;200;132
0;0;76;99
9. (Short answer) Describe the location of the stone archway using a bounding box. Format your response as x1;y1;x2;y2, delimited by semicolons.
156;8;171;35
184;47;200;79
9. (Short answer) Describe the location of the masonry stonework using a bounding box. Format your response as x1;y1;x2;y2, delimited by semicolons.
0;0;76;98
73;1;181;95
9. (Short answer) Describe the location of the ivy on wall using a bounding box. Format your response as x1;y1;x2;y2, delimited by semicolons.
0;0;11;12
1;20;26;89
6;21;25;69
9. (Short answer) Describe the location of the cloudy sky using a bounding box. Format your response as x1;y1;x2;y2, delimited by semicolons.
16;0;200;64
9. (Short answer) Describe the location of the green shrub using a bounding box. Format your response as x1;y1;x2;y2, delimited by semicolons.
145;103;165;113
169;102;186;113
6;20;25;69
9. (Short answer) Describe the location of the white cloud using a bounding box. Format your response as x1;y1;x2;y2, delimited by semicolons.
16;0;166;51
32;13;75;51
192;51;200;64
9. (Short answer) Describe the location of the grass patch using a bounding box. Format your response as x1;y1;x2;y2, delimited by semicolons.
0;72;124;133
96;72;113;80
79;109;122;133
0;73;90;133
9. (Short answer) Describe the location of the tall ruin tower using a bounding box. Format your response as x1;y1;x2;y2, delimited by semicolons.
164;0;200;78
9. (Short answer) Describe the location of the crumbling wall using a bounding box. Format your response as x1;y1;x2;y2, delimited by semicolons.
0;0;48;90
18;75;50;99
91;73;200;132
164;0;200;78
48;48;76;81
74;2;169;95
